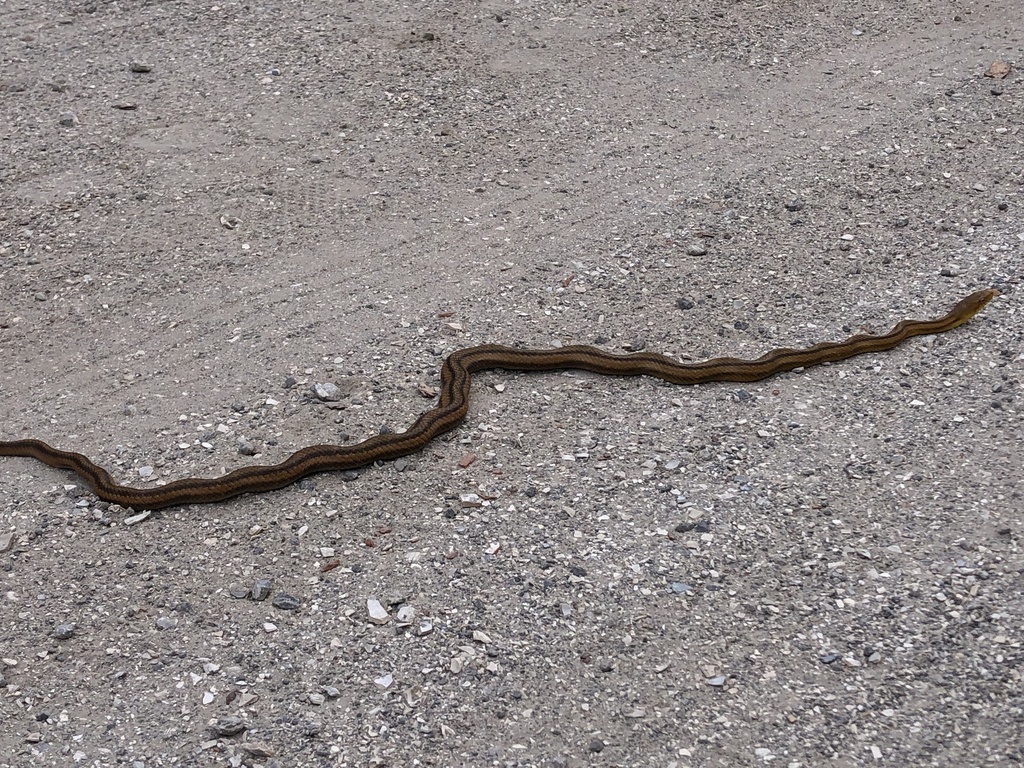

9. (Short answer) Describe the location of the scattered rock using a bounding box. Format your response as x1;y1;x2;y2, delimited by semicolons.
209;716;246;737
252;579;273;601
123;510;151;526
367;598;390;625
984;60;1011;79
395;605;416;625
271;593;300;611
240;741;276;758
312;382;341;401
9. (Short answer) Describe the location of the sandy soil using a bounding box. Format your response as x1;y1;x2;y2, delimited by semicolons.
1;2;1021;766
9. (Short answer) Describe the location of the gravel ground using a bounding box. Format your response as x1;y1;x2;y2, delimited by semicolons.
1;2;1022;767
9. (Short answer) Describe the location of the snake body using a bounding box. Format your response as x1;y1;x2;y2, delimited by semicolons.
0;289;997;510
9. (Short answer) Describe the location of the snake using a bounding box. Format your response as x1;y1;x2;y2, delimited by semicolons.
0;288;997;511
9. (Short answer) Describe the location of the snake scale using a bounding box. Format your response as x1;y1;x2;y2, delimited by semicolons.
0;289;997;510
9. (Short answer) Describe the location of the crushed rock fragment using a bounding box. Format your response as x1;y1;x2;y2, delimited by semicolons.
240;741;276;758
123;509;151;526
395;605;416;625
271;593;301;611
312;382;341;401
252;579;272;601
208;716;246;737
367;598;390;624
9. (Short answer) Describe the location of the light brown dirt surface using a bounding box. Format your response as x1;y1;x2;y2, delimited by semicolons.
1;2;1022;767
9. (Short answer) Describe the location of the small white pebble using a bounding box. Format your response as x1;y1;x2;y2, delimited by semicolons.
367;598;390;625
396;606;416;624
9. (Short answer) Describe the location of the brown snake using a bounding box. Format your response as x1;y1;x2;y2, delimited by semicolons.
0;289;997;510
